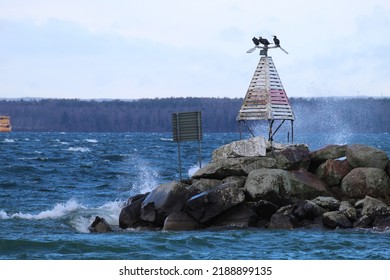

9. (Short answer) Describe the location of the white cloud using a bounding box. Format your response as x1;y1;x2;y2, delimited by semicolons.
0;0;389;99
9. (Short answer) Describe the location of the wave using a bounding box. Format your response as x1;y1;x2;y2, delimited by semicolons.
2;138;15;143
160;138;173;142
0;199;123;233
85;139;98;143
67;147;91;153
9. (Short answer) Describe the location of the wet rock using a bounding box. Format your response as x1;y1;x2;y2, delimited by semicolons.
89;216;112;233
185;181;245;224
271;144;311;170
346;144;389;170
162;212;199;231
288;169;331;200
211;205;258;228
244;168;291;204
212;136;267;161
250;200;279;219
294;200;327;219
192;157;275;180
361;196;390;218
119;194;148;229
353;215;372;228
322;211;352;229
141;181;189;226
373;216;390;230
341;168;390;199
315;159;351;186
269;205;298;229
311;196;341;211
310;145;348;165
187;179;222;197
339;201;357;222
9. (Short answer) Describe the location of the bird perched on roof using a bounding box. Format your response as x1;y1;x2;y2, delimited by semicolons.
259;37;270;46
273;35;280;46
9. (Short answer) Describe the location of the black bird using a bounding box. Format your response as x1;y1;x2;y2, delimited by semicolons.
252;37;260;46
259;36;270;46
273;35;280;46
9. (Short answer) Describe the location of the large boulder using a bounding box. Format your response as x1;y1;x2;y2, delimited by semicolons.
310;145;348;165
162;212;199;231
192;157;276;180
323;211;352;228
244;168;291;204
339;201;357;222
212;136;267;161
361;196;390;218
315;159;351;186
269;205;298;229
211;205;258;228
185;181;245;224
340;168;390;199
140;181;189;226
271;144;311;170
288;169;332;200
119;193;148;229
311;196;341;211
187;178;222;197
346;144;389;170
294;200;327;220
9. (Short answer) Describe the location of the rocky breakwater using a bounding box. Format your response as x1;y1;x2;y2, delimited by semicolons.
111;137;390;233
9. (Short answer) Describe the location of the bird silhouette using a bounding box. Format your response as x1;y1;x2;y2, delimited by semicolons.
273;35;280;46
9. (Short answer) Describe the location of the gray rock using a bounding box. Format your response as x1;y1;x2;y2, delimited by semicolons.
119;194;148;229
341;167;390;199
311;196;341;211
339;201;357;221
185;182;245;224
192;157;275;180
141;181;189;226
288;169;332;200
310;144;348;164
244;168;291;204
374;216;390;230
212;136;267;162
294;200;327;219
211;205;258;228
361;196;390;218
353;215;372;228
187;179;222;197
271;144;311;170
322;211;352;228
89;216;112;233
346;144;389;170
315;159;351;186
269;205;298;229
162;212;199;231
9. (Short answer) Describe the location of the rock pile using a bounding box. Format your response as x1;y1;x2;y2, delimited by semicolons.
117;137;390;231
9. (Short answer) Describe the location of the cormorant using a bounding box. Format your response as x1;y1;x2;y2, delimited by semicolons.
259;37;270;46
252;37;260;46
273;35;280;46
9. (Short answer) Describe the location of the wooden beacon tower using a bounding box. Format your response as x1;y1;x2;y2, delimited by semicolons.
237;37;294;143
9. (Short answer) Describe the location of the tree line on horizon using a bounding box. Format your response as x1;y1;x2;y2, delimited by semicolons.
0;97;389;133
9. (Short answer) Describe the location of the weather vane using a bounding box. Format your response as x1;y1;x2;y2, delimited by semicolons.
247;35;288;56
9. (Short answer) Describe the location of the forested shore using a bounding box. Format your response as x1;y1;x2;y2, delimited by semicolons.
0;97;389;133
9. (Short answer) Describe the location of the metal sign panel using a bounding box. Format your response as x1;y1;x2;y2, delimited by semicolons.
172;111;202;142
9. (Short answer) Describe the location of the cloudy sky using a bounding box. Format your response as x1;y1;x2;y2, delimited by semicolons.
0;0;389;100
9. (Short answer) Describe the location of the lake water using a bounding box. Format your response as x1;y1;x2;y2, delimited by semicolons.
1;132;390;259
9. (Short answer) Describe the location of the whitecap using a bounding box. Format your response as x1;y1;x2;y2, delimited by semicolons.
11;200;86;220
187;162;207;177
67;147;91;153
160;138;173;142
0;210;9;219
3;138;14;143
85;139;98;143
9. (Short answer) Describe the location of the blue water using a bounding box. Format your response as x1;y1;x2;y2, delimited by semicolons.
1;132;390;260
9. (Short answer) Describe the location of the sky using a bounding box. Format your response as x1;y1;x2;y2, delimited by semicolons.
0;0;389;100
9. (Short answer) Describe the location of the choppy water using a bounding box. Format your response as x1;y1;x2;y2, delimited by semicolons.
1;132;390;260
